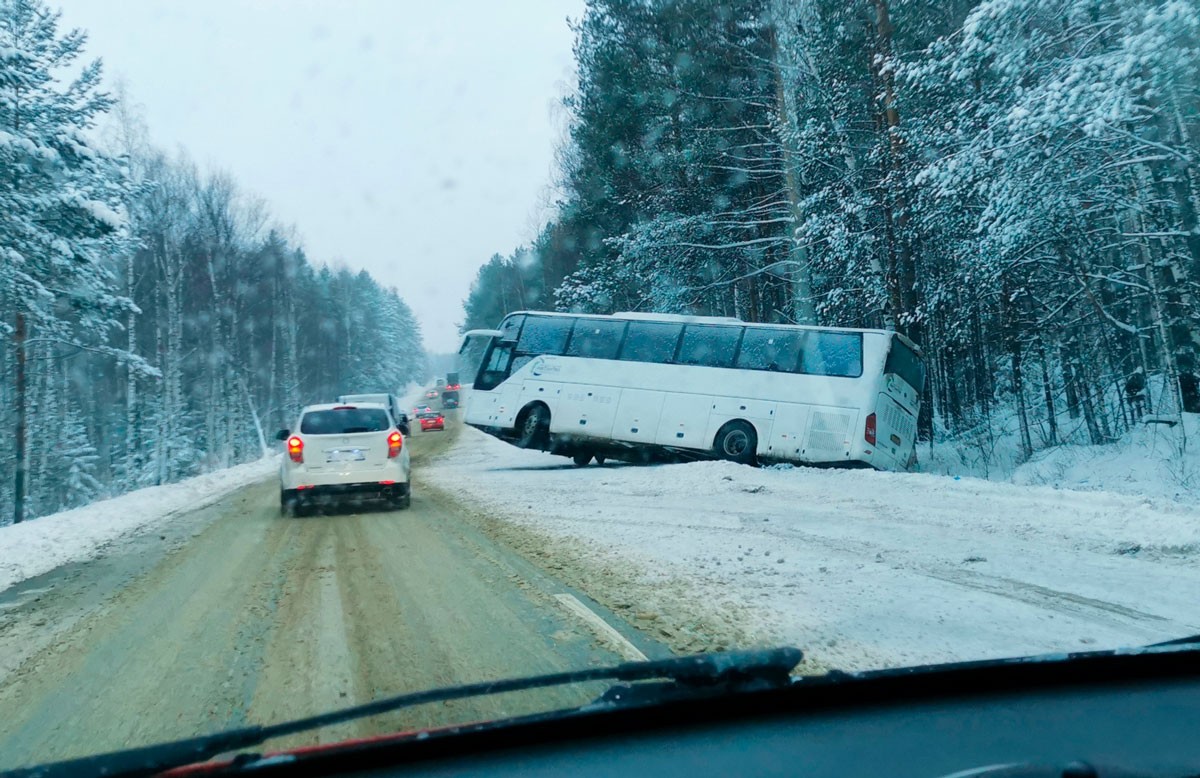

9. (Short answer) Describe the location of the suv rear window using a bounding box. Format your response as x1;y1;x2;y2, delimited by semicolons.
300;408;390;435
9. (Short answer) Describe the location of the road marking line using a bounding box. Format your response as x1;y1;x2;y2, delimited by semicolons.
553;593;647;662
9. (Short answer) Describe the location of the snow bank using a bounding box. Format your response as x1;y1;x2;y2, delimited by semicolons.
1012;413;1200;499
428;427;1200;670
0;457;276;593
921;378;1199;498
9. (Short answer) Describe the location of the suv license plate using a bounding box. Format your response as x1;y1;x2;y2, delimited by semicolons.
326;449;366;463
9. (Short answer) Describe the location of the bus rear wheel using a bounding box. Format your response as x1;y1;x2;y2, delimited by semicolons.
516;405;550;449
714;421;757;466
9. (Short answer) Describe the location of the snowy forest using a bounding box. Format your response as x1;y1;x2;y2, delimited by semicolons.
462;0;1200;471
1;0;426;524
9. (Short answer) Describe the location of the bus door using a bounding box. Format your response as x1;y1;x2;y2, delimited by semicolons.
475;339;516;391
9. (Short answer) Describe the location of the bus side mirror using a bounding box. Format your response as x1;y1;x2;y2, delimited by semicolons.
275;429;290;441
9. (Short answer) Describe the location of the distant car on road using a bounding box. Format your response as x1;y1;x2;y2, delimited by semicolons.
337;393;410;435
440;389;460;409
277;402;411;516
418;411;445;432
424;388;440;401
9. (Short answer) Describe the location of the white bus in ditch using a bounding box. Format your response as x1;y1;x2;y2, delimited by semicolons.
457;311;925;470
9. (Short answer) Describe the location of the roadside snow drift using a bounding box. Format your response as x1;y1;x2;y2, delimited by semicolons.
0;457;276;593
428;426;1200;671
1013;414;1200;499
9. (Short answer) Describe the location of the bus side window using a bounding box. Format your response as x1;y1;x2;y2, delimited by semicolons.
737;329;803;372
678;325;742;368
798;332;863;378
517;316;573;356
619;321;682;363
565;319;625;359
499;314;526;342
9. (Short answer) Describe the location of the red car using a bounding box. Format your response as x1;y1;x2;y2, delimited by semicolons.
418;412;445;432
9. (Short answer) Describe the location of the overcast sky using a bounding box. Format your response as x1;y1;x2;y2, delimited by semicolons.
53;1;584;353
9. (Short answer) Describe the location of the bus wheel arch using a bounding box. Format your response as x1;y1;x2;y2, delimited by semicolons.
515;403;551;449
713;420;758;466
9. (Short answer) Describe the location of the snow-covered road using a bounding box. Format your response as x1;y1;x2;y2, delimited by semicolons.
426;425;1200;672
0;427;627;769
4;409;1196;681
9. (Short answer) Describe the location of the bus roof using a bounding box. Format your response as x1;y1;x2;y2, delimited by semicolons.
503;310;919;349
611;311;743;324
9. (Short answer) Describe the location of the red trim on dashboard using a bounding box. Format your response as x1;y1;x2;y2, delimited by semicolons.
160;728;425;776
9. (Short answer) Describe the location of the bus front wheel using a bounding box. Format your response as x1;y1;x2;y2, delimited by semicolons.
714;421;758;466
516;405;550;449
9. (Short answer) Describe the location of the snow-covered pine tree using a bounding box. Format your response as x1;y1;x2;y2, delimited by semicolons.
1;0;139;523
902;0;1200;451
61;406;103;509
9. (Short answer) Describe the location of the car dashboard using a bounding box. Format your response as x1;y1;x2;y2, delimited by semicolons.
221;647;1200;778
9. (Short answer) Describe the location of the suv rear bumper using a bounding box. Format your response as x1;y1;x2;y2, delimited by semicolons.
287;481;409;502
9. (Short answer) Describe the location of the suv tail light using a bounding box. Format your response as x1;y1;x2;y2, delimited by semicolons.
287;436;304;463
387;430;403;458
864;413;877;446
436;416;444;424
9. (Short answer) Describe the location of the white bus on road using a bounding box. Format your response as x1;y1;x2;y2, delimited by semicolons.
457;311;924;470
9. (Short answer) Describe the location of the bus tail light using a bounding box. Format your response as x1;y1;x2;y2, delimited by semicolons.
388;431;403;458
287;436;304;463
864;414;877;446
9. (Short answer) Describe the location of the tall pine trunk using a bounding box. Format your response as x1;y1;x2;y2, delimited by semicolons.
12;313;27;524
765;17;817;325
870;0;930;440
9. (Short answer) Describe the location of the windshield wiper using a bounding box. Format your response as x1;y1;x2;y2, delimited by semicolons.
3;646;802;778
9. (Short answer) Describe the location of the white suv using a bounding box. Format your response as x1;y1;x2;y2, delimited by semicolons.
277;402;412;516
